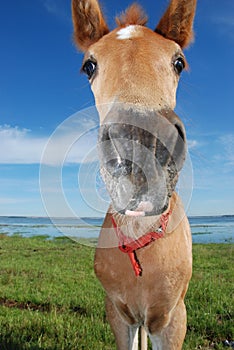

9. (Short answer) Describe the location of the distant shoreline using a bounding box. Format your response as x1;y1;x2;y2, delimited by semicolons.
0;214;233;219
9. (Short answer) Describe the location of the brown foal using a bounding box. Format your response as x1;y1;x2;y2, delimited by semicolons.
72;1;196;349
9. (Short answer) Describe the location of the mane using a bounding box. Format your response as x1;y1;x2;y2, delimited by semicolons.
115;3;148;27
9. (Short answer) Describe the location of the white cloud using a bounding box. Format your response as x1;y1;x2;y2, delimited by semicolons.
187;139;199;150
0;197;33;205
218;134;234;167
212;16;234;28
43;0;69;22
0;125;46;164
211;12;234;40
0;124;98;165
44;0;58;15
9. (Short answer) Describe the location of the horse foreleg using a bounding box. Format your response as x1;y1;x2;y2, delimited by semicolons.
105;296;139;350
149;299;187;350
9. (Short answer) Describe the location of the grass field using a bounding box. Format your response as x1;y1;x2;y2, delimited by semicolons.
0;234;233;349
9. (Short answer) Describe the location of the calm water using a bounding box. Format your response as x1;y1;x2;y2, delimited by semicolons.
0;215;233;244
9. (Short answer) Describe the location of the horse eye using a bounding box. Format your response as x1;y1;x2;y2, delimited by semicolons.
82;60;97;80
174;57;185;75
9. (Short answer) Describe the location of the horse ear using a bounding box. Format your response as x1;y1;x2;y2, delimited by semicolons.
155;0;196;49
72;0;109;52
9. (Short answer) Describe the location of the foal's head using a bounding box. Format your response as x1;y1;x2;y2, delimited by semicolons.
72;0;196;216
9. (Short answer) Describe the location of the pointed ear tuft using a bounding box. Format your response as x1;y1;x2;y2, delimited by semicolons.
72;0;109;52
155;0;196;49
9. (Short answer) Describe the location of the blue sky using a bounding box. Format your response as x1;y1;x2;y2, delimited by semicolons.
0;0;233;217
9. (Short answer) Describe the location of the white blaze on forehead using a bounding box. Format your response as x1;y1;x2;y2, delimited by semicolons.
116;25;142;40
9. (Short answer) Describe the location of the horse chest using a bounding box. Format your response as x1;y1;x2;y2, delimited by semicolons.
94;238;187;313
95;245;181;332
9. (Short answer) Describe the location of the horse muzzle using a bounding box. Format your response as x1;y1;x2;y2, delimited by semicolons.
98;106;187;216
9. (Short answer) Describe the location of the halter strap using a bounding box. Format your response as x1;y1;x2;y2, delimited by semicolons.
111;211;171;277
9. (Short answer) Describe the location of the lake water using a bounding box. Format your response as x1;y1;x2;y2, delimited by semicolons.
0;215;233;244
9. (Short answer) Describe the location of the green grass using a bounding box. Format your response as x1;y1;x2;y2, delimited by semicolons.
184;244;233;350
0;235;233;349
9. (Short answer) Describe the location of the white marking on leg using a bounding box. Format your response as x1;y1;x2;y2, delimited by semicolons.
141;327;148;350
129;326;139;350
116;25;142;40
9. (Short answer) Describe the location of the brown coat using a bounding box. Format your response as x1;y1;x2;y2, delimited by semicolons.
95;193;192;339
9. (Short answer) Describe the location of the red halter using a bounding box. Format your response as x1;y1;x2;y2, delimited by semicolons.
111;211;171;277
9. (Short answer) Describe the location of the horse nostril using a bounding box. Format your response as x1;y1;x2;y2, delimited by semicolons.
174;124;185;142
119;159;132;176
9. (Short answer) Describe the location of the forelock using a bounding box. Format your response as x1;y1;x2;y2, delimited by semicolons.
115;3;148;27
